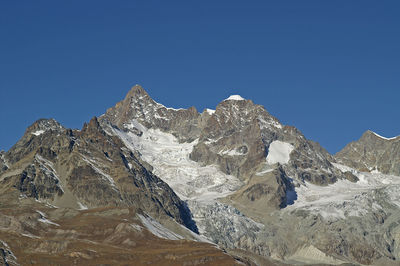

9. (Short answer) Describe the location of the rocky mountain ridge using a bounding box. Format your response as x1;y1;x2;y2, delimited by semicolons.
1;84;400;265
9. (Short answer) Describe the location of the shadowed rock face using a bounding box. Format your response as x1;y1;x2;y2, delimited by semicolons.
0;117;197;232
335;130;400;175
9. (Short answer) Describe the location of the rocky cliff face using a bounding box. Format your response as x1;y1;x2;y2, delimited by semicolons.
335;130;400;175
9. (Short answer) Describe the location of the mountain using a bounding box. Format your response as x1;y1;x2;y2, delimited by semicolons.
335;130;400;175
1;84;400;265
0;114;243;265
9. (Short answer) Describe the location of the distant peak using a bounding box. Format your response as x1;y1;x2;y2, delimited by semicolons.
367;130;399;141
121;84;152;106
128;84;148;95
225;95;245;101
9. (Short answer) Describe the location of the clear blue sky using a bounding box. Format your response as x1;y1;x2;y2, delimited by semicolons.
1;1;399;153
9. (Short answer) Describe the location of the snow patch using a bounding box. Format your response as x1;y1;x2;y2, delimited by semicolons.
225;95;245;101
130;223;143;231
256;168;274;176
266;141;294;164
370;130;399;140
32;130;45;136
218;148;245;156
77;202;88;210
21;233;40;239
155;101;184;111
138;214;183;240
36;210;60;226
205;108;215;115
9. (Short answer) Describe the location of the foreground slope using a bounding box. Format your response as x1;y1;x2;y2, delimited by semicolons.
0;191;241;265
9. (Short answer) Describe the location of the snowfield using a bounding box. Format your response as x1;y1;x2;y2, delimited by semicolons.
113;120;243;202
286;163;400;220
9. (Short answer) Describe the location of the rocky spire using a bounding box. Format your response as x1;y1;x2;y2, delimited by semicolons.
100;85;201;142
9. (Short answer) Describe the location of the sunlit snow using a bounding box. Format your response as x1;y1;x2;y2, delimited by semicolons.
266;140;294;164
32;130;45;136
371;130;399;141
225;95;245;101
114;120;242;202
205;108;215;115
36;210;60;226
287;163;400;220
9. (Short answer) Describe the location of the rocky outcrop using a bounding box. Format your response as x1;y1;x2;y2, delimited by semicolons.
229;167;293;211
335;130;400;175
0;151;7;174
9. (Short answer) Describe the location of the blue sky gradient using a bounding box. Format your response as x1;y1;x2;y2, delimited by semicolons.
1;1;399;153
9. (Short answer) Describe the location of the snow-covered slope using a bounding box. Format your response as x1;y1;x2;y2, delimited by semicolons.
113;120;243;202
286;163;400;220
110;119;264;245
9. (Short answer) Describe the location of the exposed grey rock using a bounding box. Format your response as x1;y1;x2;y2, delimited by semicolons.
335;130;400;175
0;151;7;174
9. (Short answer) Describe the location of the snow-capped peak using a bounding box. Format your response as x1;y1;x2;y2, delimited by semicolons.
225;95;245;101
